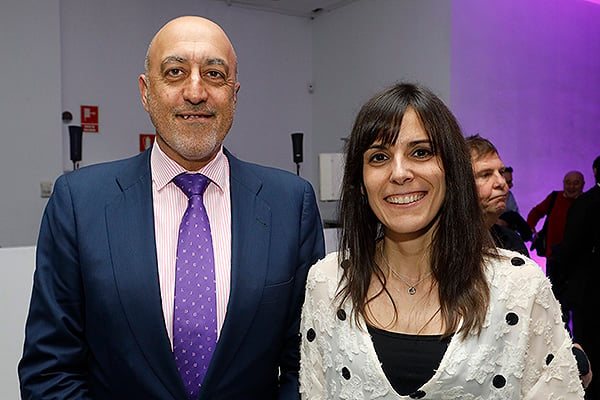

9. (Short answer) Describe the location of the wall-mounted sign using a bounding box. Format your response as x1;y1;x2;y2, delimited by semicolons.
139;134;155;152
80;105;99;133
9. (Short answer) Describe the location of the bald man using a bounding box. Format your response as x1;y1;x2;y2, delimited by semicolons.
19;16;324;400
527;170;585;259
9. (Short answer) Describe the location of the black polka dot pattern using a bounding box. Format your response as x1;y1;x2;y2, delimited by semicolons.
511;257;525;266
342;367;351;380
337;309;347;321
546;353;554;365
306;328;316;342
493;374;506;388
505;312;519;326
409;390;426;398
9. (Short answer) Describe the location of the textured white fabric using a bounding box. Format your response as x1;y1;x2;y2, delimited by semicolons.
300;249;584;399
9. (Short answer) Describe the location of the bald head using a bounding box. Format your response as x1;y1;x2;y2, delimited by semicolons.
563;170;584;199
138;16;240;171
145;16;238;79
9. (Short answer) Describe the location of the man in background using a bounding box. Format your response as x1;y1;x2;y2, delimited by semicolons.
466;135;528;255
527;170;584;330
498;165;533;242
19;16;324;400
555;156;600;399
527;170;585;259
503;166;519;213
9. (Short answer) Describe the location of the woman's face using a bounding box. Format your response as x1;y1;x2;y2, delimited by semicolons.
362;107;446;241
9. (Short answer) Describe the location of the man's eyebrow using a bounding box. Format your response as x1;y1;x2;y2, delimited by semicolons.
160;55;186;69
206;58;226;67
475;167;493;175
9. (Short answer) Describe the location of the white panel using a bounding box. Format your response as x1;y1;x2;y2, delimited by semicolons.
0;246;35;399
319;153;344;201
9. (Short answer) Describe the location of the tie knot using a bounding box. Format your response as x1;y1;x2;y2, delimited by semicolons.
173;173;210;198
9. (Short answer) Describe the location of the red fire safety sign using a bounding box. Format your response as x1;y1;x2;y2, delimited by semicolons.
81;105;99;133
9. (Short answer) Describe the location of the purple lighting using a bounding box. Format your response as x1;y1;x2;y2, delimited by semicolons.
451;0;600;254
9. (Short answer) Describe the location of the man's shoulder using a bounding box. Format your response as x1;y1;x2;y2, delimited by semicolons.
572;185;600;210
57;151;150;192
491;224;529;256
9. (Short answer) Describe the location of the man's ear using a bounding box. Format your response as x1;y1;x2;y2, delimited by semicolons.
233;82;240;108
139;74;150;112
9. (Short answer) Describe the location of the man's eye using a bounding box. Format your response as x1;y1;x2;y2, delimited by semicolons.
166;68;184;77
206;70;225;79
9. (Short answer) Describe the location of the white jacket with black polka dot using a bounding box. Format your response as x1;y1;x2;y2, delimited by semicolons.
300;249;584;400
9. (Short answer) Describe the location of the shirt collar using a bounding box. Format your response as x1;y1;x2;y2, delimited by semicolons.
150;140;228;193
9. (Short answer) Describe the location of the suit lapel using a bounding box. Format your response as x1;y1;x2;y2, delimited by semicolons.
105;151;185;399
201;150;272;387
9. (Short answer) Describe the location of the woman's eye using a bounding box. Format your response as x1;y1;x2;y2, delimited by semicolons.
369;153;388;163
413;148;433;159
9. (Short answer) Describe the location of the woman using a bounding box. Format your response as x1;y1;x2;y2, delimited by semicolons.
299;83;583;399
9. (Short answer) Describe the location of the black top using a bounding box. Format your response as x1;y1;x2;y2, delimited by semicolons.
367;325;452;396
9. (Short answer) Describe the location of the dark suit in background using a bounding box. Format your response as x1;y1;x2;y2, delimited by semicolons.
556;183;600;399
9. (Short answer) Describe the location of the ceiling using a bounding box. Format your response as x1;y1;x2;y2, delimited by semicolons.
216;0;360;18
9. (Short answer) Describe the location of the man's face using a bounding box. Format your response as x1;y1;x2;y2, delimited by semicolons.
503;170;513;189
563;172;584;199
139;17;240;171
471;152;508;226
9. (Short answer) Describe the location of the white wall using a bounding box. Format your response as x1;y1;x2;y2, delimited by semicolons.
0;247;35;399
0;0;62;247
310;0;452;221
0;0;452;246
59;0;314;182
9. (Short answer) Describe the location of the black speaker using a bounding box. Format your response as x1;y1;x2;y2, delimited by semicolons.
291;133;303;164
68;125;83;168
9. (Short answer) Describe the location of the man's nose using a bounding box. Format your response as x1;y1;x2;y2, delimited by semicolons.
494;172;508;189
183;71;209;105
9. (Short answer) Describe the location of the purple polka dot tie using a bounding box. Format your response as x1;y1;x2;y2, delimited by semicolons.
172;173;216;400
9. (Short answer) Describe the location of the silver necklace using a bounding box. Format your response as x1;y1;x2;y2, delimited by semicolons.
380;246;432;295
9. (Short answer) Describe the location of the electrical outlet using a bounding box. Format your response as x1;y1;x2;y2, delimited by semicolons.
40;181;53;198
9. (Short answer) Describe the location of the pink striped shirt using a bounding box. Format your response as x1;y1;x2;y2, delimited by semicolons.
151;142;231;348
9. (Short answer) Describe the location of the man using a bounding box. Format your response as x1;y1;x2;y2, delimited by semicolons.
527;170;585;259
498;165;532;242
527;170;584;327
465;135;528;256
555;156;600;400
503;166;519;213
19;16;325;400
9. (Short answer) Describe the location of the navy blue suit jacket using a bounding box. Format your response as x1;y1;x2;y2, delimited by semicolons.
19;148;325;399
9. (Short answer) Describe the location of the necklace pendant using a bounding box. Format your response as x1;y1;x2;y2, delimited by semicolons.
408;286;417;295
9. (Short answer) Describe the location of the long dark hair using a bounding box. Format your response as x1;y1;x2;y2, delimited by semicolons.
336;83;494;338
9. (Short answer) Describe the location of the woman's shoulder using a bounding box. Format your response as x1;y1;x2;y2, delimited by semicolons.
306;252;342;298
308;252;339;280
485;248;550;296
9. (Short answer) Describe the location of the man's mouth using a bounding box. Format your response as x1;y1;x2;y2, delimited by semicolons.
386;192;425;205
179;114;211;120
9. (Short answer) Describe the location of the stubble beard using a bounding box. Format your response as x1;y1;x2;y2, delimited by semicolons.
146;94;234;164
